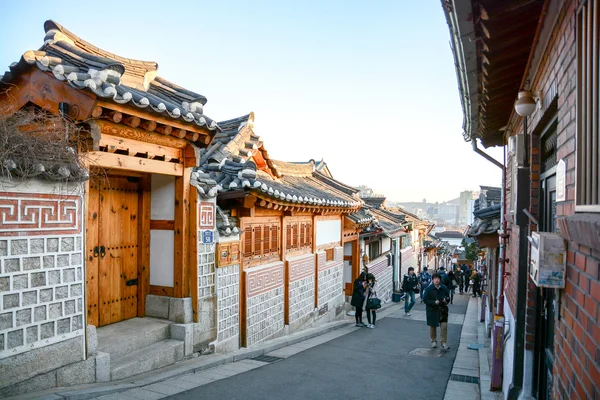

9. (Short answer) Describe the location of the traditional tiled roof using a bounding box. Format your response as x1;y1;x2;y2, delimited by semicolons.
346;207;375;226
467;186;502;237
362;197;386;209
369;208;406;236
1;20;218;132
435;231;464;239
191;114;362;210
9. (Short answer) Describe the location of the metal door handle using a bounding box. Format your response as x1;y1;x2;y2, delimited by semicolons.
100;246;106;259
93;246;99;258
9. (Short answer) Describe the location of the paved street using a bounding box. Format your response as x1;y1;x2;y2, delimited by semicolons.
157;294;470;400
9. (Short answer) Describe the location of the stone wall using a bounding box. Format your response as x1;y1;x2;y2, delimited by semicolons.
287;253;315;326
245;261;284;346
316;247;344;309
0;181;85;389
367;256;392;302
216;263;239;343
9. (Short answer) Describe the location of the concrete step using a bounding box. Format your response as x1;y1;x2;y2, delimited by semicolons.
97;317;171;357
110;339;184;381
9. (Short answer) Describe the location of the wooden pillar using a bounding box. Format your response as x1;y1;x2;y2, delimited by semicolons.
189;185;199;322
138;175;151;316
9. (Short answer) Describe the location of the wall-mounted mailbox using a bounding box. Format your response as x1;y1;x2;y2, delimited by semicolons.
217;242;240;268
530;232;566;288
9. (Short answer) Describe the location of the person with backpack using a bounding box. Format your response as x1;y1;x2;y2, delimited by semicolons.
363;273;380;328
447;270;458;304
471;269;482;297
438;266;449;286
423;273;451;349
418;267;432;303
350;272;367;327
402;267;419;316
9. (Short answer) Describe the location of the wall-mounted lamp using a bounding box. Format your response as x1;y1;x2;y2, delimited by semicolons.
514;91;537;117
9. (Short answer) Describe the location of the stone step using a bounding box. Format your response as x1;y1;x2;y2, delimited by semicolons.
97;317;171;358
110;339;184;381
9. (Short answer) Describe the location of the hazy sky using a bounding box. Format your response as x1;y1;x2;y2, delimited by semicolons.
0;1;503;203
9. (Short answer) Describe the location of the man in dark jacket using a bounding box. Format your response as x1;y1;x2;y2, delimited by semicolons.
350;272;367;327
423;273;450;349
462;266;471;294
402;267;419;316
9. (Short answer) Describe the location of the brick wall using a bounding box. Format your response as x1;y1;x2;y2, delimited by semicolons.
216;264;239;343
0;184;84;360
316;247;344;309
245;262;284;346
287;253;315;325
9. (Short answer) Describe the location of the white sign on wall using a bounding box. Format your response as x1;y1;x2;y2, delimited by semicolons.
556;159;566;202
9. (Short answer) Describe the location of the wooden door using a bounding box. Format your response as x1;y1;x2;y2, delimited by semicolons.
87;176;141;327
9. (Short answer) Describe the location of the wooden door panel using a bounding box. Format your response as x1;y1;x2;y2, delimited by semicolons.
86;181;100;327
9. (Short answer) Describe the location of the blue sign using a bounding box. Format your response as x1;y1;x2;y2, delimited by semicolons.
202;230;214;244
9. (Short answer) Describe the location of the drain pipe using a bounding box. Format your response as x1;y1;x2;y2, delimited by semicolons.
472;139;504;169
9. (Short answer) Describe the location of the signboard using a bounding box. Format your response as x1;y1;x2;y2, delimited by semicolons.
530;231;566;288
202;230;214;244
556;159;566;202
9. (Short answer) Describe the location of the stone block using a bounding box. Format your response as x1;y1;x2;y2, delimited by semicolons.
57;318;71;334
72;315;83;330
76;267;82;280
71;253;82;266
95;351;110;382
30;239;45;254
11;239;27;255
7;329;23;349
87;324;97;356
145;294;170;319
49;302;62;319
4;258;20;273
56;285;69;299
34;305;47;322
22;290;37;306
65;300;76;315
170;323;194;356
57;357;95;386
40;288;53;302
26;326;38;344
41;321;54;339
71;283;82;296
48;270;60;285
169;297;193;323
0;277;9;291
13;274;28;290
0;333;4;350
31;272;46;287
0;370;56;397
3;293;19;309
75;237;82;251
43;255;55;268
63;268;75;283
0;312;13;330
23;256;41;271
57;254;70;268
47;238;59;252
60;237;75;252
16;309;31;327
0;240;7;256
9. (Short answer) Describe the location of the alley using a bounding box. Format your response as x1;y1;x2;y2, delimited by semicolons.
92;295;470;400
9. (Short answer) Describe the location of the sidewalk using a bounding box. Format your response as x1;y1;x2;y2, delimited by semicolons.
443;295;503;400
10;297;492;400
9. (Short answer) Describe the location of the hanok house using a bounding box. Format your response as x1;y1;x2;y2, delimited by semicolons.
192;113;364;347
444;0;600;398
0;20;220;395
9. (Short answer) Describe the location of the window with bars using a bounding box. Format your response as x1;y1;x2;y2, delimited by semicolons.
576;0;600;210
242;220;281;266
368;240;381;261
285;220;312;252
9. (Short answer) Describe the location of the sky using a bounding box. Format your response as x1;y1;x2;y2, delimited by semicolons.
0;0;503;203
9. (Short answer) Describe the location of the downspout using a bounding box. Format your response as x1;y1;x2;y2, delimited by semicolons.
472;139;504;169
508;117;531;400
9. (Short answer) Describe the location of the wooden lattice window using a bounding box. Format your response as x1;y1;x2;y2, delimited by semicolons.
241;219;280;266
285;219;312;252
576;0;600;210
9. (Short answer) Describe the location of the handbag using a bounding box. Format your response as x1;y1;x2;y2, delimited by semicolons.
367;297;381;309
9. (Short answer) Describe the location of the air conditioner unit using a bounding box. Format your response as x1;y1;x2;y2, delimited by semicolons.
508;134;525;167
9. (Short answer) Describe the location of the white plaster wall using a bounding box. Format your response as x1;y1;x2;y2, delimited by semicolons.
150;175;175;220
315;219;341;246
382;237;391;253
149;230;174;286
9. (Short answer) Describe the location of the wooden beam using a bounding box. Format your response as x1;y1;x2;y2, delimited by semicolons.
90;120;187;149
123;115;141;128
99;134;182;161
173;167;192;298
140;120;157;132
109;111;122;123
86;151;183;176
156;125;173;136
96;100;213;136
243;194;258;209
149;285;174;296
138;174;151;318
91;106;103;118
175;129;187;139
150;220;175;230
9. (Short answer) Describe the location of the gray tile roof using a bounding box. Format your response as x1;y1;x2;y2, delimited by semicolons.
1;20;218;132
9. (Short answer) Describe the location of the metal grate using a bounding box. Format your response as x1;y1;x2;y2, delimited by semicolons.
252;355;284;363
449;374;480;384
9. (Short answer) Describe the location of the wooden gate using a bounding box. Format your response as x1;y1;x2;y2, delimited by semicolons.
87;176;141;327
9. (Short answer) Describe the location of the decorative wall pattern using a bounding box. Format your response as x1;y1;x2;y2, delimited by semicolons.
0;192;84;359
317;247;344;308
0;193;81;237
199;202;214;229
287;254;315;325
246;262;284;346
216;264;239;343
246;262;284;298
197;243;215;299
373;265;393;303
368;257;389;275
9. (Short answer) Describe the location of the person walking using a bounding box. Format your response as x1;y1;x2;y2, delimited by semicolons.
462;266;471;294
423;273;451;349
350;272;367;327
447;270;458;304
456;266;464;294
438;266;449;286
471;269;482;297
418;267;432;303
363;273;379;328
402;267;419;316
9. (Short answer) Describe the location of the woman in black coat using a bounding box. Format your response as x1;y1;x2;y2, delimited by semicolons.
423;273;451;349
351;272;367;327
